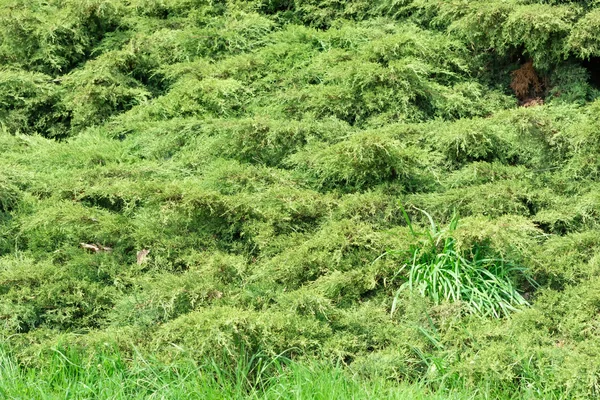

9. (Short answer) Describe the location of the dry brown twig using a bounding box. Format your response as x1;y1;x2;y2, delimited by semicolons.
137;249;150;265
80;243;113;253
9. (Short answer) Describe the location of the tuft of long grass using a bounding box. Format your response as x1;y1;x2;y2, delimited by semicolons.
389;205;532;318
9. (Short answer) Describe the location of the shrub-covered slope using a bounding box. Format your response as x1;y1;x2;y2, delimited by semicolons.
2;0;600;397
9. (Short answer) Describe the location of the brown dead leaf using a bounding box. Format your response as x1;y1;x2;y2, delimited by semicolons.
137;249;150;265
511;60;544;101
80;243;113;253
521;97;544;108
81;243;100;252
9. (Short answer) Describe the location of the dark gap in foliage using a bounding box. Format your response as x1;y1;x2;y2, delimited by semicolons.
164;258;191;274
0;195;19;214
522;198;539;217
272;217;322;237
581;57;600;89
534;220;564;236
79;196;129;213
260;0;295;15
183;208;253;256
509;46;528;66
530;270;567;293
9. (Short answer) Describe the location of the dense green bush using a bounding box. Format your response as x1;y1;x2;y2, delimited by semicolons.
0;70;69;137
3;0;600;397
0;0;124;74
0;176;20;214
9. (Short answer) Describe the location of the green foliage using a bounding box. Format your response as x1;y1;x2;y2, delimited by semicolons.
568;9;600;58
0;256;117;332
389;208;531;318
407;0;600;71
0;345;470;400
288;131;429;191
61;49;154;130
547;62;600;105
0;69;69;137
0;0;124;74
0;176;20;214
2;0;600;397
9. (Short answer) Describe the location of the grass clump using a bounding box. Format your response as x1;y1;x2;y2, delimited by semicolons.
389;206;532;318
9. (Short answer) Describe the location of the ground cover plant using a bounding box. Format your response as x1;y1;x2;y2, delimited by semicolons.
2;0;600;398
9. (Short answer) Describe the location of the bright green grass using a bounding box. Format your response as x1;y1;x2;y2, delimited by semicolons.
0;347;472;400
388;206;533;318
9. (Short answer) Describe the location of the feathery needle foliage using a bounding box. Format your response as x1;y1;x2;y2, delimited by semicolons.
3;0;600;397
390;206;531;318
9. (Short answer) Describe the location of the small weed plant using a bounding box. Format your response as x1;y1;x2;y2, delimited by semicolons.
390;206;531;318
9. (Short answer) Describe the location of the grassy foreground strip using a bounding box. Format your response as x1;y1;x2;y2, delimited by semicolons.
0;347;466;400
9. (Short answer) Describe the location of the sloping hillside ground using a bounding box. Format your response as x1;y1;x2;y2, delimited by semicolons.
2;0;600;398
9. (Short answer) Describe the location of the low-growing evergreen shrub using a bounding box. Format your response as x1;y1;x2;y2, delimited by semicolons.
0;70;69;137
0;177;20;214
2;0;600;397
